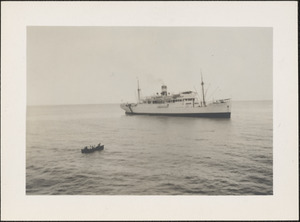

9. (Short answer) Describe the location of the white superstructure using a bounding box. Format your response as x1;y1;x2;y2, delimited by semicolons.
121;78;231;118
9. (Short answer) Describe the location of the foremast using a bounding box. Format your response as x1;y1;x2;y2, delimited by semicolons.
137;78;141;103
201;73;206;106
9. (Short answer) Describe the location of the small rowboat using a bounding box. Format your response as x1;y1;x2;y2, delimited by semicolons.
81;143;104;154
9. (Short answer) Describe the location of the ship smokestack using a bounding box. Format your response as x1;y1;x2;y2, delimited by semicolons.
161;85;167;96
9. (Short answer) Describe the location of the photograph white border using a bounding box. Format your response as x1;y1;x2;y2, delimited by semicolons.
1;1;298;220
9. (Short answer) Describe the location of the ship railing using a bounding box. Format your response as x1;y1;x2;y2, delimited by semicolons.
210;98;231;104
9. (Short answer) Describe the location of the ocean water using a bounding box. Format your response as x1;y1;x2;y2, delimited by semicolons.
26;101;273;195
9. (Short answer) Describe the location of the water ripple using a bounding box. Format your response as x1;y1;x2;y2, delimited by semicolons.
26;102;273;195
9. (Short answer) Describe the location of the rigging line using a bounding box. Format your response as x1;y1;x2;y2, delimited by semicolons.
207;87;219;101
204;83;211;97
134;90;137;102
193;86;201;102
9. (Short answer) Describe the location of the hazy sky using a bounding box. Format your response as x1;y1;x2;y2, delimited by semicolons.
27;27;272;105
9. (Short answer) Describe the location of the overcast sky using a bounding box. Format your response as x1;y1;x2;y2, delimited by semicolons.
27;27;272;106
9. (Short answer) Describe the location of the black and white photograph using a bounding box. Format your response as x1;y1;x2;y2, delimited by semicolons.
1;2;298;221
26;26;273;195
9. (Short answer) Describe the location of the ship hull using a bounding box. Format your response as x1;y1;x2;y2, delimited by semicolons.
121;100;231;118
125;112;230;118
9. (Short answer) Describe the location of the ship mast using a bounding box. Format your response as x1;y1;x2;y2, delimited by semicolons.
137;78;141;103
201;72;206;106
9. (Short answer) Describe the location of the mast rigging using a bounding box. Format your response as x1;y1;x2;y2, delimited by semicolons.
201;72;206;106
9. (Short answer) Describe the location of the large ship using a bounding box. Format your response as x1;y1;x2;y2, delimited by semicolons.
120;76;231;118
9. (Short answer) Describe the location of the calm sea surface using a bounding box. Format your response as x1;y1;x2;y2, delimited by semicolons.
26;101;272;195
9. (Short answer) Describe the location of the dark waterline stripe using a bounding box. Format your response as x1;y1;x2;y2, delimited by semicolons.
125;112;231;118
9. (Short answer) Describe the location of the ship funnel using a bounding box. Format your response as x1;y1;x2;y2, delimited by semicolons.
161;85;167;96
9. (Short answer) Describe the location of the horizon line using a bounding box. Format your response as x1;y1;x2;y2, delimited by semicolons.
27;99;273;107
